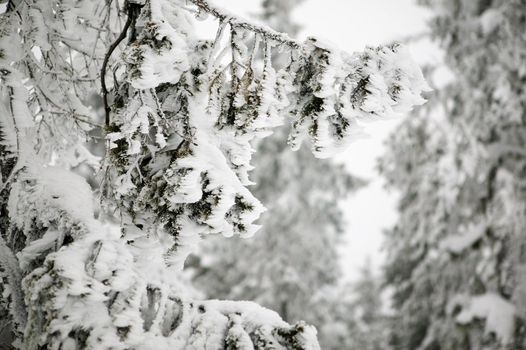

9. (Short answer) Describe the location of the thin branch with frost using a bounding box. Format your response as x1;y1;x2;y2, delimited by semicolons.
187;0;302;48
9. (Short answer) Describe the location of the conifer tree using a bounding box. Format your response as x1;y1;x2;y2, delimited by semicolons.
0;0;427;348
381;0;526;348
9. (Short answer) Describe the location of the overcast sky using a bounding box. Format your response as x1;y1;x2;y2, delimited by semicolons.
201;0;439;280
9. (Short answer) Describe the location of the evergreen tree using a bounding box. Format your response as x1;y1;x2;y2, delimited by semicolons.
0;0;427;348
380;0;526;348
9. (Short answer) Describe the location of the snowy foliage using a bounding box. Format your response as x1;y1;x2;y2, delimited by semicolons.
104;0;428;262
0;0;426;348
14;166;319;349
381;0;526;348
188;2;366;349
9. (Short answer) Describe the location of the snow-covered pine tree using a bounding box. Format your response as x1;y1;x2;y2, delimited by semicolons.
380;0;526;348
0;0;427;348
188;1;363;348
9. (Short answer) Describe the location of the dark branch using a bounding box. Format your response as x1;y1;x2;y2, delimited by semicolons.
101;3;143;127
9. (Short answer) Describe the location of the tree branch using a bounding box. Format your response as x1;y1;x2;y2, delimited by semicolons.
101;2;143;127
187;0;302;49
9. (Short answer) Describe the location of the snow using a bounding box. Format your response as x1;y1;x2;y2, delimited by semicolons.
32;166;95;224
25;227;320;348
17;229;60;270
126;0;191;89
440;221;487;254
7;165;97;242
455;293;516;344
201;300;288;328
13;164;313;348
480;8;503;35
288;40;429;159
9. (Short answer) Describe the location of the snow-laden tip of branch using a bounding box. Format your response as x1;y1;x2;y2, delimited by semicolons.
288;41;430;158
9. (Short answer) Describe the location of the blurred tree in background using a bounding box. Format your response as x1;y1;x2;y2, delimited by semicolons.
381;0;526;349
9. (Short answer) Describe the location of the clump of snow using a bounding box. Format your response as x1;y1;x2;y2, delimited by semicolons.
8;164;96;240
480;8;503;35
124;0;192;89
440;221;487;254
453;293;516;344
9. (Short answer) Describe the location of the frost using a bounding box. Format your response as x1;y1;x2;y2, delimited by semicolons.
124;0;192;89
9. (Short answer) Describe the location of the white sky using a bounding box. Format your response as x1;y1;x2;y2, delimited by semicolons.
198;0;439;281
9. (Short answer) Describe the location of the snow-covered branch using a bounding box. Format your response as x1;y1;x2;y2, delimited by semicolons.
187;0;302;49
0;0;429;348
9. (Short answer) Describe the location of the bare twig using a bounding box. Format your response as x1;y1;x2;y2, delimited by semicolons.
101;2;143;127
